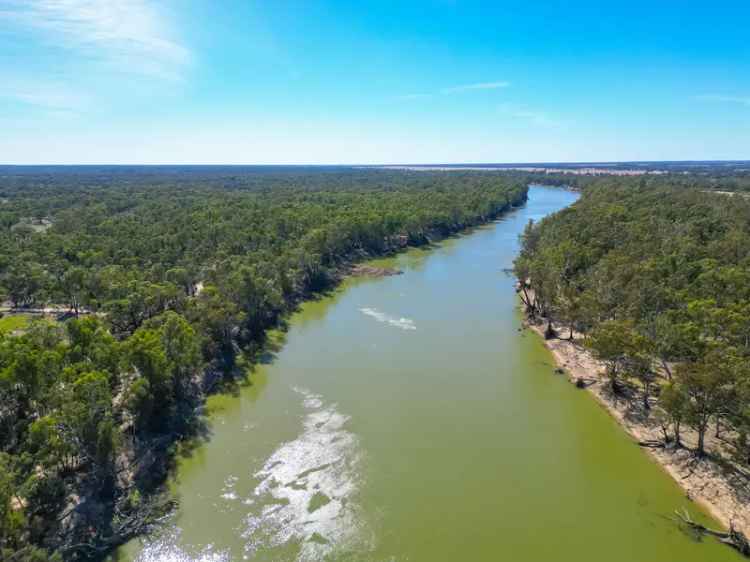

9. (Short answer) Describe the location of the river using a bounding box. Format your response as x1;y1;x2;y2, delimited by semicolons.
116;185;739;561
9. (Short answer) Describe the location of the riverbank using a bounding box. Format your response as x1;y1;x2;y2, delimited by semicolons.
524;317;750;539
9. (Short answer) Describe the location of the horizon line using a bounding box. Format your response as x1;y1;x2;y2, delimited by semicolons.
1;159;749;167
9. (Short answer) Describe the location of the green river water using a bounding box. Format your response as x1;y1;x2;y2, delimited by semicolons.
116;185;740;562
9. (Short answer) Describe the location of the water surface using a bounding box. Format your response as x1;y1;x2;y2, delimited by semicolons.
118;186;739;561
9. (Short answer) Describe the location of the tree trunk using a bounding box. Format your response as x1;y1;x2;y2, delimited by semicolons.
520;286;533;309
697;426;707;456
660;359;672;381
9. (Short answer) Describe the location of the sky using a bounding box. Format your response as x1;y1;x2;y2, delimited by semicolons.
0;0;748;165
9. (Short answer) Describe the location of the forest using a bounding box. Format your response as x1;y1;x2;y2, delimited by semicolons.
515;182;750;467
0;167;527;560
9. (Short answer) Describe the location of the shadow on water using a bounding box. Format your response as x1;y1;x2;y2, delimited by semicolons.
175;419;213;461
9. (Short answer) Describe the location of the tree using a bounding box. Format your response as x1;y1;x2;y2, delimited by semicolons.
514;220;539;313
125;312;202;432
166;267;195;296
585;319;650;398
651;314;701;381
126;377;154;433
3;261;48;308
27;416;73;472
0;453;25;551
193;284;244;357
66;316;120;379
676;347;737;456
60;371;117;471
126;327;170;429
659;383;688;446
61;266;88;315
146;312;202;403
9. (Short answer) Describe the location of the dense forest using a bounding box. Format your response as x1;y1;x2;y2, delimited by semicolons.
0;167;527;560
515;183;750;465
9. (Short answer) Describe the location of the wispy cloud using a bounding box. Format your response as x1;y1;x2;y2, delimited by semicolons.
696;94;750;107
0;77;91;118
394;93;433;101
442;81;510;94
395;80;510;102
0;0;190;81
5;85;88;111
498;103;561;127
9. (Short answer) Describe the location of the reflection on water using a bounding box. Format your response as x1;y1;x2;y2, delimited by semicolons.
242;387;371;560
131;527;230;562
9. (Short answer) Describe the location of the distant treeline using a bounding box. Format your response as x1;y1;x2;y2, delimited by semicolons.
515;180;750;462
526;169;750;192
0;168;527;560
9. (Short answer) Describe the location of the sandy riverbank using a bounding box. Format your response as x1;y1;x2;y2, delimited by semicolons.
525;319;750;537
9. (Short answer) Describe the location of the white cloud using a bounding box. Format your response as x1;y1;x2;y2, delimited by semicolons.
0;0;190;80
442;81;510;94
696;94;750;107
0;78;91;117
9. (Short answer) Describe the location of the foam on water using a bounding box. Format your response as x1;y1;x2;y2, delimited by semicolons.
359;307;416;331
241;387;371;560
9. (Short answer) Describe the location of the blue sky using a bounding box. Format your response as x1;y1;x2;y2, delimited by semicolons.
0;0;748;164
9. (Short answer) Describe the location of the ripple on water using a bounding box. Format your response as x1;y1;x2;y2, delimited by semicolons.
242;387;372;560
220;475;239;501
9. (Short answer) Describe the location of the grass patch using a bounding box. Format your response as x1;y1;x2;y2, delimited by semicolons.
0;314;31;335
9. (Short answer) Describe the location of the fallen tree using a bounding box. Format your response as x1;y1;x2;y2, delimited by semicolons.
675;508;750;556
